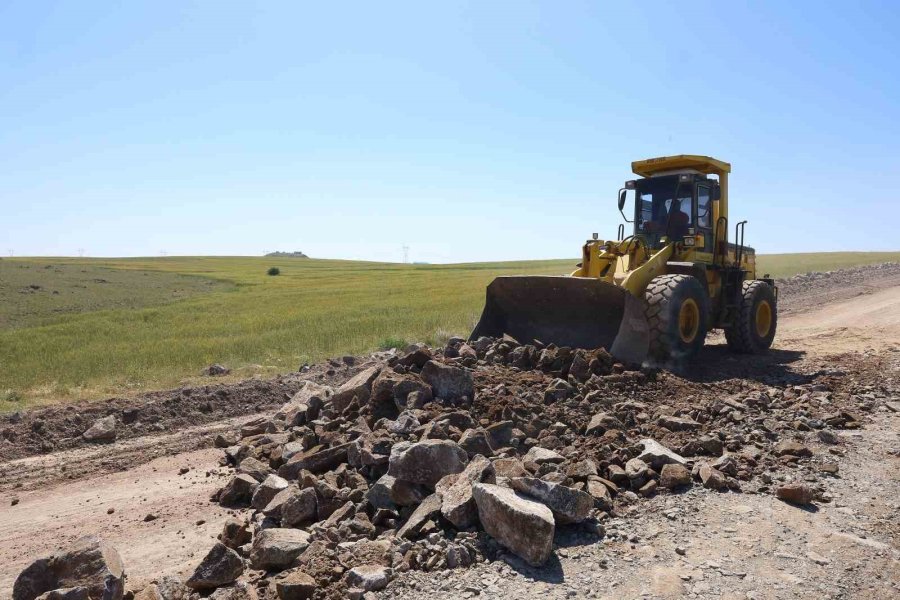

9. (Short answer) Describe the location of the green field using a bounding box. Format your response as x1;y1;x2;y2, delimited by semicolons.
1;251;898;410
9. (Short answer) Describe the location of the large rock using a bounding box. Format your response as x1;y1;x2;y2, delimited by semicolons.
250;529;311;571
185;543;244;590
330;366;381;413
472;483;554;566
82;416;117;443
13;536;125;600
279;443;351;478
387;440;468;488
440;455;496;528
509;477;593;524
421;361;474;403
637;438;687;470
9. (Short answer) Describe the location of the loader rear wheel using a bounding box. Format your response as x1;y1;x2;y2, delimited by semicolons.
725;280;777;353
645;274;709;362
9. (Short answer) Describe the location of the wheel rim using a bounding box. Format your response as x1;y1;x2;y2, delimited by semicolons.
678;298;700;343
755;299;772;337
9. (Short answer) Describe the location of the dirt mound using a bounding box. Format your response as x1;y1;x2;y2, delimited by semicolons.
0;360;368;463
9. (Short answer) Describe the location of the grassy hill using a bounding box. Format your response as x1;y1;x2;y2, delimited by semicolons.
1;251;898;410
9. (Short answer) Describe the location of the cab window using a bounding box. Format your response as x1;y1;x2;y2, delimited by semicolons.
697;186;711;228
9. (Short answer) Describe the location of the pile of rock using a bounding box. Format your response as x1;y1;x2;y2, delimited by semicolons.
36;335;874;599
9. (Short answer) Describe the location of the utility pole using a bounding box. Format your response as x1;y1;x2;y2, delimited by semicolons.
77;248;85;257
402;245;409;264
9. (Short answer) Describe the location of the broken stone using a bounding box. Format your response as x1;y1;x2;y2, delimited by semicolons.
440;455;496;528
544;378;573;403
366;474;425;509
522;446;564;465
387;440;468;488
251;474;290;511
237;457;271;482
250;529;311;571
586;478;612;510
656;415;701;431
659;464;692;490
221;518;252;549
263;486;301;518
82;416;117;443
472;483;554;567
207;582;257;600
774;440;813;458
776;483;815;505
421;361;474;404
698;464;727;491
565;459;598;480
274;570;317;600
219;474;259;507
585;412;623;435
279;443;351;478
492;457;528;479
638;438;687;470
330;366;381;413
397;493;442;539
281;487;318;527
509;477;593;524
345;565;392;592
186;543;244;590
458;428;495;458
13;536;125;600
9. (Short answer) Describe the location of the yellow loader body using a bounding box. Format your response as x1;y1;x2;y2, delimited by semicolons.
470;155;777;364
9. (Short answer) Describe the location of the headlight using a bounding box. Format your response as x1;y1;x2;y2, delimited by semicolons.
683;236;696;246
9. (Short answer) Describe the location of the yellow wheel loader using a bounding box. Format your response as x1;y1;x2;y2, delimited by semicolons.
470;155;777;364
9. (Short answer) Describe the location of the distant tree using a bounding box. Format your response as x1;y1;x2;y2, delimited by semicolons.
267;267;281;276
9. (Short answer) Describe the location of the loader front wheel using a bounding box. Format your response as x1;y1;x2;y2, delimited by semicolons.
645;274;709;363
725;280;777;353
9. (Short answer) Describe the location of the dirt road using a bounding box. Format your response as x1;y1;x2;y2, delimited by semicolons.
777;284;900;354
1;266;898;597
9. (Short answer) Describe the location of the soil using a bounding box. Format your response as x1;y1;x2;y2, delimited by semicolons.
1;264;899;598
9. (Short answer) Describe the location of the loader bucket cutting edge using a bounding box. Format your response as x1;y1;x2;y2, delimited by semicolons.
469;276;650;365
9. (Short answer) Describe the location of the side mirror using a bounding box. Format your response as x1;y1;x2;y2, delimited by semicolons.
712;185;721;201
618;189;627;211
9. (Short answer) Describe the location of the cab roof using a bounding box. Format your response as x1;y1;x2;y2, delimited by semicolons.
632;155;731;178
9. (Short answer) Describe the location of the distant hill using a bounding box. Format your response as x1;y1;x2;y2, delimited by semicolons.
265;251;308;258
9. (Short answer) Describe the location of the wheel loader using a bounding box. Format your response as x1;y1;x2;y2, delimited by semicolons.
470;155;777;364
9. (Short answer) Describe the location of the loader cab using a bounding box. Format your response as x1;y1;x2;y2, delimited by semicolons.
628;173;719;251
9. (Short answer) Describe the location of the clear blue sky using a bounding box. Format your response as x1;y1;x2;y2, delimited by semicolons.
2;1;898;262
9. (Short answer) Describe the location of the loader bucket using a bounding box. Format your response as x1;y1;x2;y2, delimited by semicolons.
469;276;650;364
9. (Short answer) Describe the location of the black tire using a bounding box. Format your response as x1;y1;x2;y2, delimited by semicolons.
645;274;709;362
725;280;777;353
